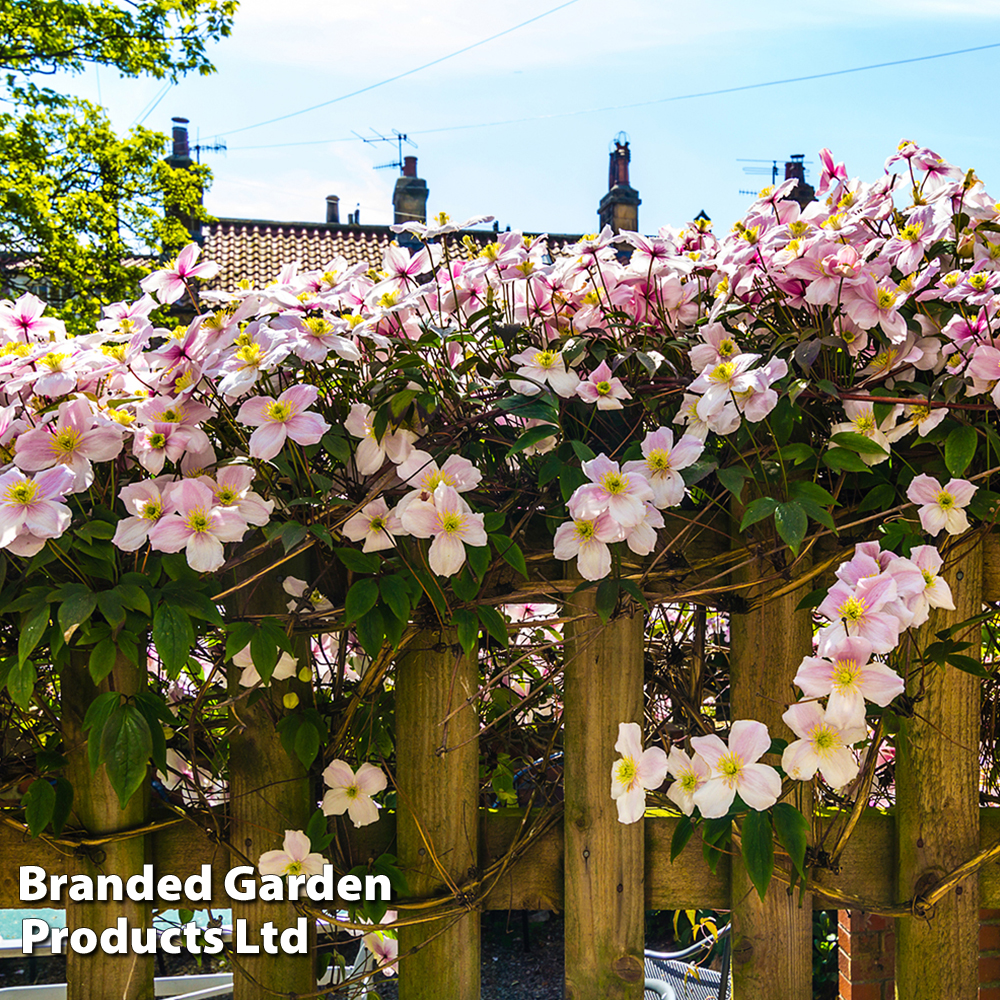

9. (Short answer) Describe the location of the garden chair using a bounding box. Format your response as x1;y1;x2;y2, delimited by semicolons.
644;922;731;1000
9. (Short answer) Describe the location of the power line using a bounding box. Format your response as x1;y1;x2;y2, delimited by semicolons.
208;0;581;140
225;39;1000;152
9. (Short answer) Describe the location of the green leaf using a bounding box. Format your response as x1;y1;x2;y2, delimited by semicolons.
829;431;888;458
670;814;694;861
569;439;596;462
740;497;778;531
96;590;126;630
161;588;224;625
945;654;990;678
774;501;808;555
19;604;50;665
857;483;896;514
507;424;559;457
294;721;321;769
788;481;835;507
772;802;809;882
57;586;97;642
100;703;153;809
306;808;335;852
741;808;774;901
153;604;194;678
356;605;386;660
477;605;508;647
88;639;117;684
83;691;121;775
483;512;506;533
345;578;380;624
490;535;528;578
249;630;279;684
823;447;869;473
595;578;619;624
717;466;747;500
454;609;479;657
111;584;149;620
379;576;410;624
466;544;491;581
497;394;559;422
225;621;257;661
451;565;480;601
777;443;815;466
618;578;649;612
23;780;56;837
334;547;382;574
7;659;36;709
945;424;978;477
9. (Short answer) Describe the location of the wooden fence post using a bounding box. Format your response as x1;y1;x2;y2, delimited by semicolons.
62;652;152;1000
563;592;645;1000
396;629;480;1000
895;540;982;999
730;553;814;999
228;568;314;1000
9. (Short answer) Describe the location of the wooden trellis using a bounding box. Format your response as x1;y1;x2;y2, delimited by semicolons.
2;534;997;1000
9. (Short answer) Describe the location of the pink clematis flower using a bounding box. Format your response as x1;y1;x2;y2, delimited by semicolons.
321;760;387;828
816;574;903;655
0;465;75;556
610;722;668;824
623;428;704;509
344;403;417;475
552;512;623;581
140;243;220;304
147;480;248;573
570;454;654;528
199;465;274;527
342;498;403;553
233;643;297;687
575;359;632;410
509;347;581;398
396;451;482;495
903;545;956;625
398;483;487;577
665;747;711;816
793;635;903;731
236;384;330;460
362;932;399;977
258;830;326;879
14;398;124;492
113;478;176;551
781;702;865;788
690;721;782;818
906;474;976;536
0;292;64;342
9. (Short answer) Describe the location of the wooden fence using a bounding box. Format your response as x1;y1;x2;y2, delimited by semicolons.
2;533;998;1000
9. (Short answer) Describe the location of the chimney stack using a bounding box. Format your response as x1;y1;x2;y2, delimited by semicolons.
326;195;340;225
783;154;815;209
598;135;641;234
163;116;201;244
393;157;429;225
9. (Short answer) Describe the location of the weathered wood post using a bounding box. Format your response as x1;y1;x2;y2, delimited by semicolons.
62;652;153;1000
895;540;982;999
228;567;314;1000
563;589;645;1000
396;628;481;1000
729;550;814;998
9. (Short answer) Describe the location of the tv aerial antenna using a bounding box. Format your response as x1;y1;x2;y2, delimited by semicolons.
187;122;226;164
737;155;811;196
354;128;417;175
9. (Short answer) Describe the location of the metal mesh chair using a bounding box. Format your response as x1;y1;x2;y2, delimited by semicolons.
644;923;732;1000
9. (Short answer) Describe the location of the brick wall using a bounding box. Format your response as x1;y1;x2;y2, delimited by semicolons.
839;908;1000;999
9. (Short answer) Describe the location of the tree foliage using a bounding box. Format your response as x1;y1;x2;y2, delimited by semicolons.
0;0;236;331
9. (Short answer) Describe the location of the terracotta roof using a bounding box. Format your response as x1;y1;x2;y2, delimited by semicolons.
201;218;584;291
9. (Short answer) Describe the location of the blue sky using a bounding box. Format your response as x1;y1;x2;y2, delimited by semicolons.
56;0;1000;236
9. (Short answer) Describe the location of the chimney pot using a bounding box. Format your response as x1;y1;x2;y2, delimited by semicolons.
326;195;340;225
171;118;190;161
403;156;418;178
393;162;428;225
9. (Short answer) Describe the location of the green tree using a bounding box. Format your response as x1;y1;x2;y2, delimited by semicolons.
0;0;237;331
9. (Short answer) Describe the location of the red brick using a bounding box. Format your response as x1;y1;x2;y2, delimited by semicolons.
980;988;1000;1000
838;977;884;1000
982;956;1000;982
840;924;853;953
983;923;1000;951
881;931;896;961
844;950;893;982
981;909;1000;922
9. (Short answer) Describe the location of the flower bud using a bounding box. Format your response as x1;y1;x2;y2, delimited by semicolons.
282;692;300;710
